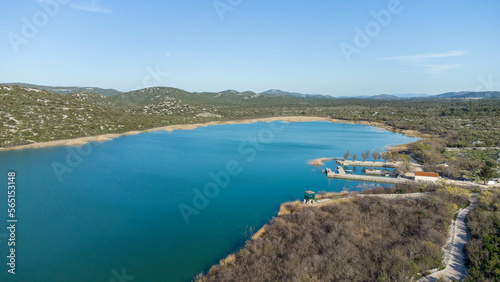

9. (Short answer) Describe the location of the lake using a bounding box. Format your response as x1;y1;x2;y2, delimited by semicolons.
0;121;418;281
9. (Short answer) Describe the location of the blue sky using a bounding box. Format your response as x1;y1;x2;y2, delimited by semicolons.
1;0;499;96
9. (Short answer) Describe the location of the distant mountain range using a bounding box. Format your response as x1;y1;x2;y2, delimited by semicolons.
260;89;331;99
366;92;500;100
337;93;429;99
261;90;500;100
4;82;122;96
395;93;429;98
431;91;500;99
3;82;500;100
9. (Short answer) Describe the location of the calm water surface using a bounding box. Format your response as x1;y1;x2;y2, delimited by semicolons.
0;121;418;281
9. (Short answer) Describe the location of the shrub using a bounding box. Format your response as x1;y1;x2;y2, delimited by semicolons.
465;189;500;281
198;190;463;281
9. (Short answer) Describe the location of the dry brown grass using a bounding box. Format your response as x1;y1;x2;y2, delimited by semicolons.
315;190;349;200
219;254;236;267
198;189;468;281
277;200;303;216
251;224;267;240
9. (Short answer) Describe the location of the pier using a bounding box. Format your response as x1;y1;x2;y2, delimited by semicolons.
336;160;400;168
325;166;410;184
327;172;411;184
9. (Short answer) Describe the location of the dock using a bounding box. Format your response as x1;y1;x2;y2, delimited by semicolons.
327;173;411;184
336;160;400;168
365;168;397;176
325;167;410;184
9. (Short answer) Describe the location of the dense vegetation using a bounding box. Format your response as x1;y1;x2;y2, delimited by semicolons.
465;189;500;281
197;184;471;281
0;85;222;146
320;99;500;148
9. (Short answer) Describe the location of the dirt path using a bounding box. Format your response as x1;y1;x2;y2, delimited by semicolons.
315;192;431;205
410;154;423;172
358;192;431;199
418;194;478;282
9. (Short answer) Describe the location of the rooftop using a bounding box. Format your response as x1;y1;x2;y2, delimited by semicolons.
415;172;439;178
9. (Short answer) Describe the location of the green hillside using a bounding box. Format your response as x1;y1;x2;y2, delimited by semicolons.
113;87;325;108
68;91;129;109
1;84;499;152
0;85;221;147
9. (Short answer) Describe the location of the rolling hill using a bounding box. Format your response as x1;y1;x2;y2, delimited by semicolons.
261;89;333;99
0;85;222;147
4;82;122;96
4;82;500;100
113;87;325;108
368;94;401;100
429;91;500;99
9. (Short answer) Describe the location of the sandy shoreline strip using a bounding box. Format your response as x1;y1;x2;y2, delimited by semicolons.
0;116;423;152
308;157;335;167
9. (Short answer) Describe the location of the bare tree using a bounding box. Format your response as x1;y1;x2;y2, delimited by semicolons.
381;152;389;163
201;189;464;282
361;151;368;162
343;150;350;160
372;151;379;162
397;161;413;174
352;153;357;161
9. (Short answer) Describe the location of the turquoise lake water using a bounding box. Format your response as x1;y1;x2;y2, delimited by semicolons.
0;121;418;281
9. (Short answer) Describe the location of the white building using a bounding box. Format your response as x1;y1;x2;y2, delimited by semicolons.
415;172;439;182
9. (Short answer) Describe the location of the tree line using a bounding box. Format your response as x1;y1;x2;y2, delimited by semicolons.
343;149;385;162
